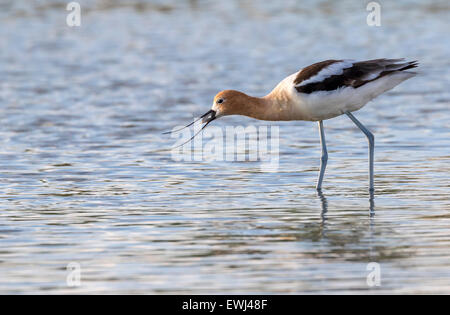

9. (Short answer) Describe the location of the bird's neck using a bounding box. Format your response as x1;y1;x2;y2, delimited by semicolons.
239;95;272;121
240;92;292;121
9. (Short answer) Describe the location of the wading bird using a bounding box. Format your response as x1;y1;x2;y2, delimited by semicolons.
168;59;417;192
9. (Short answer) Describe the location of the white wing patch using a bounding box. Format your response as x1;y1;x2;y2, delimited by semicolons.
295;60;354;87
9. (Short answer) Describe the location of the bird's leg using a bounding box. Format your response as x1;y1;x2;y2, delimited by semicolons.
316;120;328;191
345;111;375;192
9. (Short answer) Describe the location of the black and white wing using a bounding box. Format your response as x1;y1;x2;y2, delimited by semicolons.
294;59;418;94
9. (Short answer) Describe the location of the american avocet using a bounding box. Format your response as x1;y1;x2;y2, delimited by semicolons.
171;59;418;191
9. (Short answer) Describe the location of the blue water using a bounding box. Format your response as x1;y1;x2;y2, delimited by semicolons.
0;0;449;294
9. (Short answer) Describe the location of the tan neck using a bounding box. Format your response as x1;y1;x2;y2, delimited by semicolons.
240;95;272;121
222;89;291;121
241;91;293;121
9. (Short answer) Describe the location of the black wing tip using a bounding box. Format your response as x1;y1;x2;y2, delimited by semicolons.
371;58;418;65
399;60;419;71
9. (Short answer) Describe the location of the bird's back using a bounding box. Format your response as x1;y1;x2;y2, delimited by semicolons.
267;59;417;121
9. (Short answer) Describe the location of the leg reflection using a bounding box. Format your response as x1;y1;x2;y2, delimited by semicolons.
316;190;376;240
317;189;328;234
369;190;375;217
317;189;375;217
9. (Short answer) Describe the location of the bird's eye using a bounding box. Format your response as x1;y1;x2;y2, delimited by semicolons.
217;99;224;104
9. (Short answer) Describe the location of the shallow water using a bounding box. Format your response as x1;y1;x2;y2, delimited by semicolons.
0;0;449;294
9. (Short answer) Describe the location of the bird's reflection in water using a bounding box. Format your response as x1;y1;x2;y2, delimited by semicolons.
317;189;328;217
369;190;375;217
317;189;376;239
317;189;375;219
314;190;383;265
317;189;328;237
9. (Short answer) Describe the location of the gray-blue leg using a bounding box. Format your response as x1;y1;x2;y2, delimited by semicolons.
345;111;375;192
316;120;328;191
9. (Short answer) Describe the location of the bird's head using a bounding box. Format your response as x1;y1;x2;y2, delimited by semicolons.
166;90;264;149
202;90;252;123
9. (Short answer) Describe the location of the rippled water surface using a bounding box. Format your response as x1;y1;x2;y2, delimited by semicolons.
0;0;449;294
